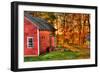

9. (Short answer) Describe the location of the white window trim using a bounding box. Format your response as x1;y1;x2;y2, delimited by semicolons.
27;37;34;48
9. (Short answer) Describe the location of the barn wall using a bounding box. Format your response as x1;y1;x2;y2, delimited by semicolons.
24;17;39;56
39;31;50;54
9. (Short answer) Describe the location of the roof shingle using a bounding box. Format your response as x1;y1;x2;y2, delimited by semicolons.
25;14;55;31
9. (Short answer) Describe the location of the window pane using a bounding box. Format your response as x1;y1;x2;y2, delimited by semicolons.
27;37;33;48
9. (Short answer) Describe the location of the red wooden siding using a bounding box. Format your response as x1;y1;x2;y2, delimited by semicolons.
24;17;39;56
39;31;50;54
24;15;56;56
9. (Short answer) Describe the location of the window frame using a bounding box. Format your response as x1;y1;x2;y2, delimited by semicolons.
27;37;34;48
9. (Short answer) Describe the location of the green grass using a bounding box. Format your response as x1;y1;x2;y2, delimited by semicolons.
24;50;90;62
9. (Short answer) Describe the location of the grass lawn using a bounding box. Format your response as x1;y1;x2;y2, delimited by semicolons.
24;50;90;62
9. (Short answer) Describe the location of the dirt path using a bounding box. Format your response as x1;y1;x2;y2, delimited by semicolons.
63;44;80;52
63;43;90;53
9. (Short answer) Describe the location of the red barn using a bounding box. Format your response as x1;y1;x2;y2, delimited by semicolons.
24;14;56;56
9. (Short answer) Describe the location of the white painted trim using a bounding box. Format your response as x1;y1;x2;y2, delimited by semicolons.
37;28;40;56
27;37;34;48
25;16;39;29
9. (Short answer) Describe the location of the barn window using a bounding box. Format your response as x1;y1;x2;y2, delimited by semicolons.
27;37;33;48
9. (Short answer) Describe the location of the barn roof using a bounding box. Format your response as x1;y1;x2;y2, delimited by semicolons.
25;14;56;31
